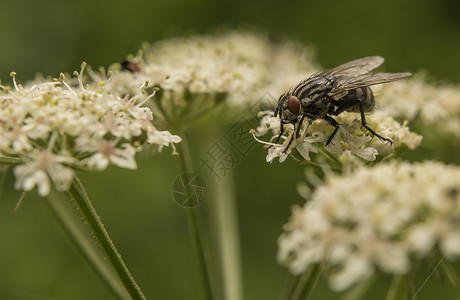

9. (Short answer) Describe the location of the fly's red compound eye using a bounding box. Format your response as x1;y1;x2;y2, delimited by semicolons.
287;96;301;114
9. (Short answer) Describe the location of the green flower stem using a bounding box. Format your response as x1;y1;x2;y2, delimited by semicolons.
0;156;24;164
174;132;216;300
288;264;322;300
317;147;342;167
210;175;243;300
341;276;376;300
441;258;460;287
186;206;216;300
67;177;146;300
385;274;410;300
279;273;301;300
45;191;130;300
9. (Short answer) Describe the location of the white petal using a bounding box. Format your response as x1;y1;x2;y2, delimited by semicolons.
109;144;137;169
355;147;378;161
330;255;374;291
87;153;110;170
441;233;460;259
296;142;317;161
406;224;437;256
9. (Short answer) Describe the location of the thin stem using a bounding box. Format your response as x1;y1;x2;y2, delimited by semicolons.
289;264;322;300
385;274;410;300
440;258;460;287
300;157;342;173
45;191;129;300
174;132;216;300
340;276;376;300
211;175;243;300
0;166;7;200
187;207;216;300
317;146;342;167
11;192;26;216
67;176;146;300
279;273;301;300
412;256;446;299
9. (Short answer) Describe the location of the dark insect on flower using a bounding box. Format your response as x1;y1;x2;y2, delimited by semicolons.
121;60;143;73
274;56;411;151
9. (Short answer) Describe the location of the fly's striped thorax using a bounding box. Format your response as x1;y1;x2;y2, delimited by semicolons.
291;76;333;100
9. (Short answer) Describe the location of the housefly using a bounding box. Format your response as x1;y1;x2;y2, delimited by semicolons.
274;56;411;151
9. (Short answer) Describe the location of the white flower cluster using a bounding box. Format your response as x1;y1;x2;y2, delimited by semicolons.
254;110;422;164
278;161;460;291
99;31;319;108
376;75;460;138
0;70;181;196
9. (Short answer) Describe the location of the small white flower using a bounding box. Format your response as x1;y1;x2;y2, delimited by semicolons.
266;145;290;163
295;132;323;161
278;161;460;291
376;75;460;139
368;112;423;156
405;223;438;256
329;254;374;291
296;141;318;161
440;232;460;259
100;31;319;110
1;69;181;196
105;143;138;169
326;125;377;162
264;127;296;163
147;129;182;152
255;111;280;136
254;111;421;164
13;150;75;196
84;141;138;170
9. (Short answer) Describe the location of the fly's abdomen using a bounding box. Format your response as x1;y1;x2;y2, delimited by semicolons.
342;86;374;113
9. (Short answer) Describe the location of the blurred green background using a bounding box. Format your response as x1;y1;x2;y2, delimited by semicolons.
1;0;460;299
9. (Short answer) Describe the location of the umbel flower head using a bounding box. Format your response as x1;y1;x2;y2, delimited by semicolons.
91;30;319;124
278;161;460;291
0;65;181;196
253;110;422;164
376;75;460;140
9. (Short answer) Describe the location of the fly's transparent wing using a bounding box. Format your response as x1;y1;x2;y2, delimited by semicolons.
320;56;385;77
328;72;412;97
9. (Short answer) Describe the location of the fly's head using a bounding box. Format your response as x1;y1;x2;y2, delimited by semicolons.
274;93;302;126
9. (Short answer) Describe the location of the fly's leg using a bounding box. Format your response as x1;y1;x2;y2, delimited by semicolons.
267;119;286;151
282;115;307;153
295;115;307;138
324;116;340;146
327;100;359;145
283;134;295;153
357;101;392;145
332;101;357;116
273;121;284;145
331;100;392;145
